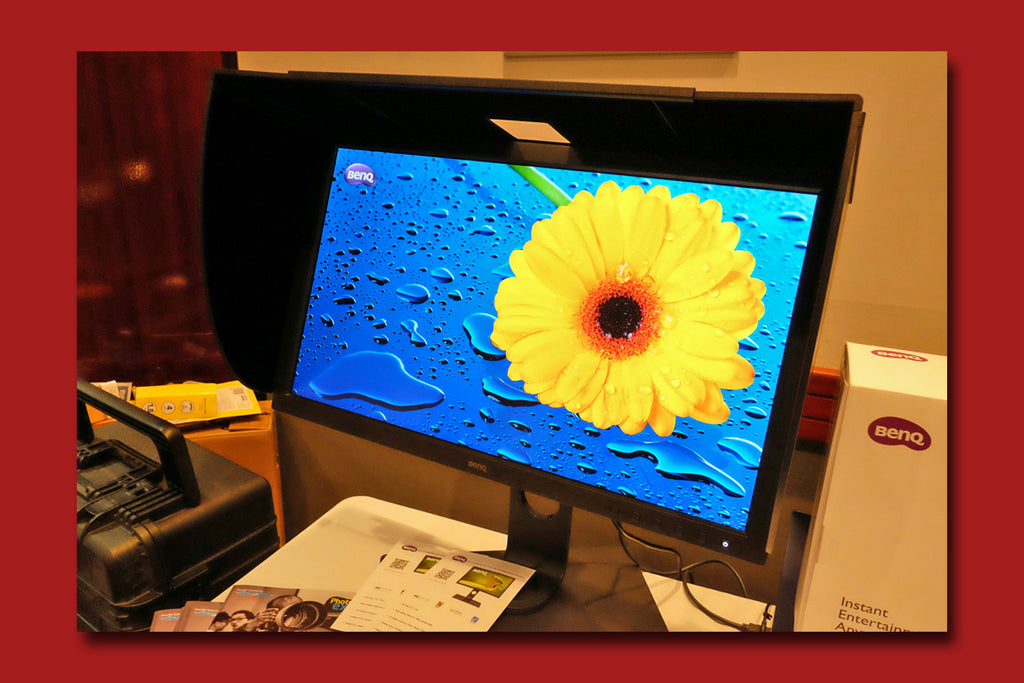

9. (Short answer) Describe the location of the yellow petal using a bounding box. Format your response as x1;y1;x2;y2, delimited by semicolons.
532;213;601;288
657;248;734;302
508;249;534;278
648;343;708;396
564;356;610;415
699;198;723;225
710;221;741;252
700;355;756;390
598;363;632;429
521;240;588;301
491;312;572;348
494;276;565;316
690;385;730;424
646;399;677;437
509;334;582;391
537;348;603;408
559;199;608;282
623;191;669;279
618;356;655;427
506;327;580;366
731;250;756;278
647;196;708;282
668;321;739;359
590;182;628;275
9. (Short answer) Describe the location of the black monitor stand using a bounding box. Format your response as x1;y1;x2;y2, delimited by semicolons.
485;489;573;615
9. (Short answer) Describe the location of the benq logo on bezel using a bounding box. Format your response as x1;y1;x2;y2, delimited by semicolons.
871;349;927;362
868;416;932;451
344;163;377;187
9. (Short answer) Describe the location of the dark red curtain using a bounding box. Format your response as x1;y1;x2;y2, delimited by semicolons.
77;52;236;386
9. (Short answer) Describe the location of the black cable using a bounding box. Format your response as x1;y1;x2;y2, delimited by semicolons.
613;519;773;632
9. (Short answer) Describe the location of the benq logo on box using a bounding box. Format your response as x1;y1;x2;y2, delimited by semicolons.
871;349;927;362
868;416;931;451
344;163;376;186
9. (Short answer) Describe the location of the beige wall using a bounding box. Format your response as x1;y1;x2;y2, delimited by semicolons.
237;51;948;370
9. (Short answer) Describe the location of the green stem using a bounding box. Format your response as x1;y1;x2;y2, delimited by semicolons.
510;165;571;207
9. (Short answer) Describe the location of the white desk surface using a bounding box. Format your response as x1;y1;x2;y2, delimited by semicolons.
218;496;771;632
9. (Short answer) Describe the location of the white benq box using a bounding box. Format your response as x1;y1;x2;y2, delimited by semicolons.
794;342;947;632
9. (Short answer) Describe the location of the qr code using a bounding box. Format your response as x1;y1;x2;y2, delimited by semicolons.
389;558;409;570
435;568;455;581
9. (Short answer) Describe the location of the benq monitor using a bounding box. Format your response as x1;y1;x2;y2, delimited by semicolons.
201;71;863;614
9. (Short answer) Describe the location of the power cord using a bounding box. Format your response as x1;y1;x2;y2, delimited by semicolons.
613;520;773;632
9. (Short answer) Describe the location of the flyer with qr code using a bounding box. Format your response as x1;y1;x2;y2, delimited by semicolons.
331;541;534;632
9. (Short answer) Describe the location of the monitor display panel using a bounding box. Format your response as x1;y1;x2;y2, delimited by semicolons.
285;146;819;557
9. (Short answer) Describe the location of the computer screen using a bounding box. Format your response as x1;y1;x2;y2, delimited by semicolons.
288;146;817;547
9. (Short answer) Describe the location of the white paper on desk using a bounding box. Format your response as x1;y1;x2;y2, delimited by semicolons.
642;572;774;632
332;541;534;632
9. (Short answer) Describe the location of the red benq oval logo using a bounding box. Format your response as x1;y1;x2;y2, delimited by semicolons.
871;349;927;362
868;417;931;451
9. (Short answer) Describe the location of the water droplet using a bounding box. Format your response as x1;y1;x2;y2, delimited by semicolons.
430;208;449;218
577;462;597;475
463;313;505;360
309;351;444;410
497;448;531;465
334;296;356;305
510;420;532;433
716;437;763;468
396;283;431;304
320;314;335;327
780;211;808;222
739;337;759;351
607;440;745;497
366;272;390;285
400;319;428;347
430;267;455;283
481;376;539;407
479;407;495;423
744;406;768;419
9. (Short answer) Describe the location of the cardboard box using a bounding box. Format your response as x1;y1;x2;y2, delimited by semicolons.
183;401;286;546
794;343;947;632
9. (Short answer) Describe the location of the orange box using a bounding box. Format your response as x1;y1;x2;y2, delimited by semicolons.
183;401;286;546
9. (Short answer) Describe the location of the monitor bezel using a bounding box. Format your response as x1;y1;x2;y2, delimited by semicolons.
203;71;862;565
273;148;834;565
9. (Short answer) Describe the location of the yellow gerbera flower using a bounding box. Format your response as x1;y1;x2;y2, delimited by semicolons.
491;181;765;437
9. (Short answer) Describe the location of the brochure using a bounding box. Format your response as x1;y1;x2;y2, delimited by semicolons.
215;585;354;632
331;541;534;632
149;608;183;631
175;601;225;632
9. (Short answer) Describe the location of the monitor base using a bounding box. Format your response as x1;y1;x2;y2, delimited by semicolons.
482;489;573;615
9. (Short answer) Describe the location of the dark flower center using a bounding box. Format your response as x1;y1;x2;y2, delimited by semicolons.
577;277;661;360
597;295;644;339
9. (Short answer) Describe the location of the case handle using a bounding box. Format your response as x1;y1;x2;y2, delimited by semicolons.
77;378;201;507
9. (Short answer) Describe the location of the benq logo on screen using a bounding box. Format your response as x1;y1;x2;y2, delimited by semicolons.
344;163;377;186
868;416;932;451
871;349;928;362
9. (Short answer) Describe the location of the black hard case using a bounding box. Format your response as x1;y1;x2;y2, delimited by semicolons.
76;379;279;631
